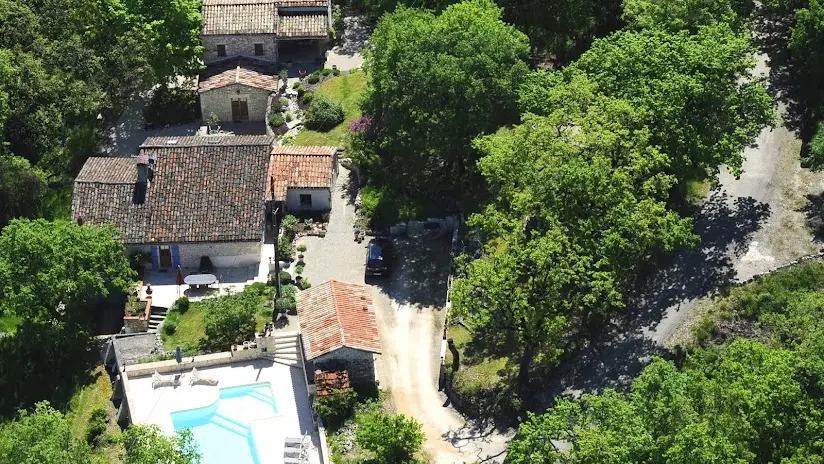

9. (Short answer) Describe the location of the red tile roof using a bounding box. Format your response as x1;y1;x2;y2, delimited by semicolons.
314;370;351;398
202;0;277;35
278;14;329;38
199;65;279;93
297;280;382;360
267;146;336;199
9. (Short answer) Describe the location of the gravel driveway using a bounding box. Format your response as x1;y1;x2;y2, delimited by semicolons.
300;168;510;463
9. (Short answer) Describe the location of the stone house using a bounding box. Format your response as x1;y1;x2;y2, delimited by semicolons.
297;280;382;387
71;136;276;270
267;145;338;212
201;0;331;66
199;58;279;123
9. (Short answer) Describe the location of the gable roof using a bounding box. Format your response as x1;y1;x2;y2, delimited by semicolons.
278;14;329;38
267;145;336;199
297;280;382;360
199;61;280;93
72;136;275;244
202;0;278;35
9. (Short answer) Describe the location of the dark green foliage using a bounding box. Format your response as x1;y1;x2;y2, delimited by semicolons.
122;424;201;464
314;387;358;429
297;85;306;97
332;68;341;76
292;81;301;89
268;112;285;129
305;94;345;130
297;278;312;290
271;97;283;113
0;402;94;461
302;92;315;105
162;319;178;336
359;185;423;226
143;86;198;128
278;236;293;261
355;411;424;463
85;407;107;446
274;296;296;314
803;119;824;170
282;214;298;234
322;68;333;76
202;291;258;350
355;0;530;200
0;155;46;228
174;296;190;314
307;74;320;84
279;270;293;284
282;284;298;298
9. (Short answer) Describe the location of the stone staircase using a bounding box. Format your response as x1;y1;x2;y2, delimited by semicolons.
261;332;302;367
147;307;168;334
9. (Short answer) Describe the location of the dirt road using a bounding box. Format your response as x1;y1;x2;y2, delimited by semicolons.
302;169;510;463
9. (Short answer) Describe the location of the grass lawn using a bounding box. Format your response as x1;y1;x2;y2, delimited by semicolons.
66;366;125;462
294;70;367;147
162;291;272;352
445;324;509;394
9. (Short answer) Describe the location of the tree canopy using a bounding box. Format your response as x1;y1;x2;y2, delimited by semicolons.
353;0;530;201
622;0;753;33
0;219;135;326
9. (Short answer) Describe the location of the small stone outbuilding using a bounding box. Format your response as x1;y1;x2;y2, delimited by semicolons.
267;145;338;212
297;280;382;387
199;58;279;123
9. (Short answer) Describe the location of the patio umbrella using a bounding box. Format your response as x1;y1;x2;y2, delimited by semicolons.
176;266;184;296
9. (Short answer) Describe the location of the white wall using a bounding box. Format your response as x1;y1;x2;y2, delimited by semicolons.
285;188;331;212
199;83;272;122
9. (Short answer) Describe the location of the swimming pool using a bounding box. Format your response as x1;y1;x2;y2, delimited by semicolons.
171;383;278;464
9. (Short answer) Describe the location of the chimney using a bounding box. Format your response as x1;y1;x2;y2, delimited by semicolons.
136;154;150;186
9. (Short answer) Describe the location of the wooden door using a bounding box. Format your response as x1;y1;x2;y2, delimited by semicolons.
231;99;249;121
159;246;172;268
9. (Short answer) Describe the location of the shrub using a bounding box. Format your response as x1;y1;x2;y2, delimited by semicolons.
143;86;198;128
282;284;298;298
162;318;178;336
355;412;424;463
314;387;358;429
292;81;301;89
85;407;108;446
302;92;314;105
279;68;289;85
280;96;289;106
174;296;190;314
307;74;320;84
282;214;298;234
332;68;340;76
279;270;293;284
125;294;144;316
271;98;282;113
297;85;306;97
322;68;333;76
285;112;294;123
278;236;292;260
269;113;285;129
359;185;424;227
305;94;345;130
274;296;296;314
297;243;307;253
807;120;824;170
203;292;257;350
295;264;305;275
245;282;269;297
297;278;312;290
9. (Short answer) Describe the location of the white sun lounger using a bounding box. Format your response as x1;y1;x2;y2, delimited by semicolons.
189;367;219;386
151;371;180;389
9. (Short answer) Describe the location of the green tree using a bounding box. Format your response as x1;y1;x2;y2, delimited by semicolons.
0;155;47;228
123;424;200;464
305;94;345;130
622;0;754;33
355;411;424;463
452;106;696;384
202;291;258;350
0;402;96;463
0;219;135;325
559;25;773;184
355;0;529;200
505;340;824;463
314;387;359;429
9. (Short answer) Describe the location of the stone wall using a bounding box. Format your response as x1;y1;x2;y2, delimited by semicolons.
312;347;377;387
176;240;261;268
202;34;278;64
199;83;272;123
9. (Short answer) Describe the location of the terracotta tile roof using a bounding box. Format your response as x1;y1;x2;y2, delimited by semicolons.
297;280;382;360
199;65;280;93
72;158;151;244
202;0;277;35
277;0;328;6
278;14;329;38
314;370;351;398
72;136;275;244
267;146;336;199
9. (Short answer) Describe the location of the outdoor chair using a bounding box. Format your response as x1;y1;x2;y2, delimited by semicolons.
189;367;219;386
151;371;180;389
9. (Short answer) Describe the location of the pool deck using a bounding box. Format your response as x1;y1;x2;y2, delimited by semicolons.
127;359;321;464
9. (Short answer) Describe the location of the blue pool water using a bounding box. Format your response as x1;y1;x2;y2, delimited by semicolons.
172;383;278;464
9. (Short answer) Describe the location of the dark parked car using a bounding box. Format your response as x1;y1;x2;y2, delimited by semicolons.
365;238;393;276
